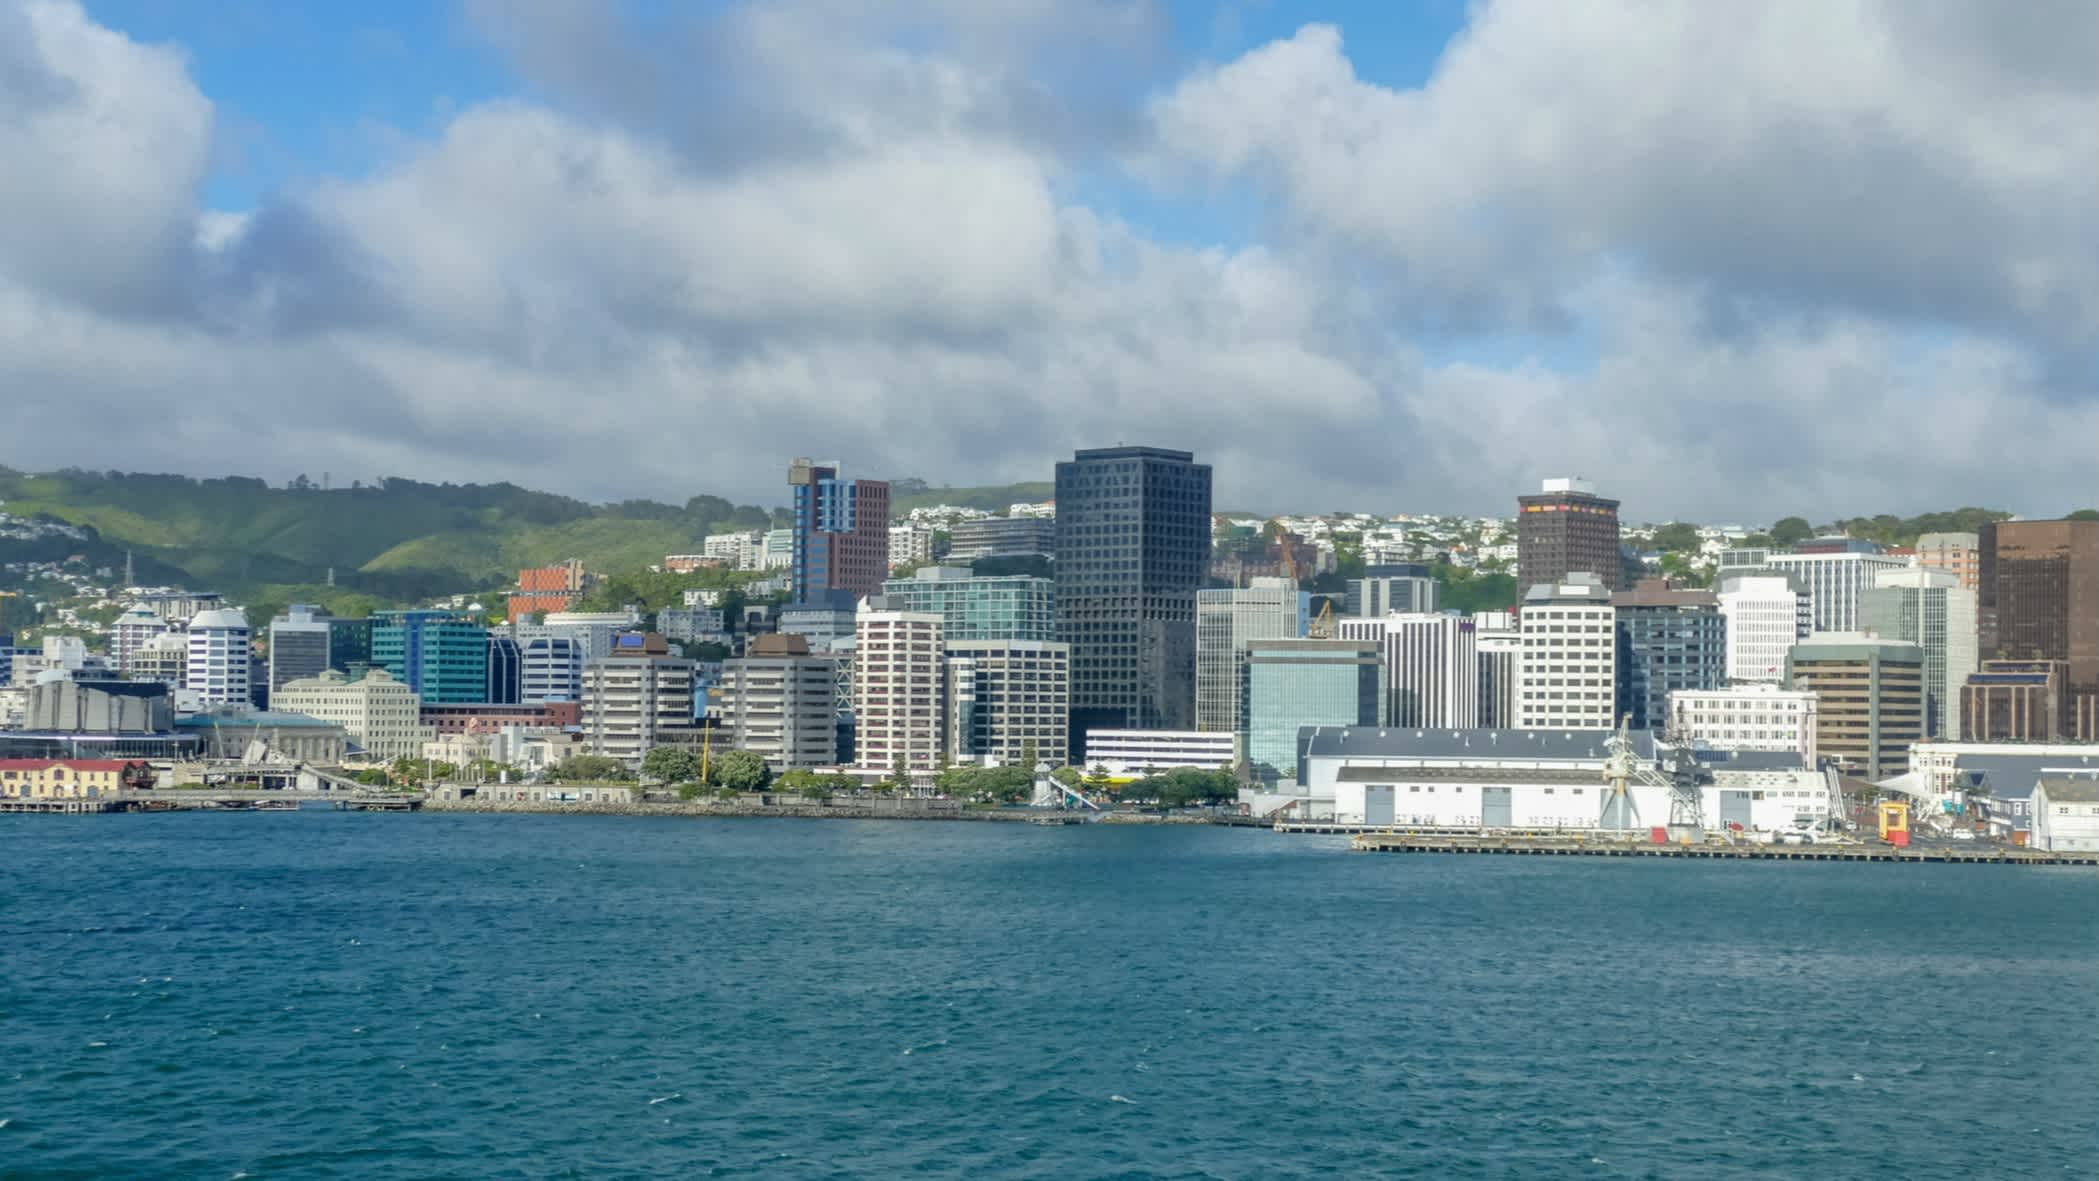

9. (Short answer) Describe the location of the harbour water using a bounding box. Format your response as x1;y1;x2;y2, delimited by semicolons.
4;812;2095;1178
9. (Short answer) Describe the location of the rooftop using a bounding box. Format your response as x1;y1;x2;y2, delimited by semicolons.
2037;778;2099;804
1304;726;1660;762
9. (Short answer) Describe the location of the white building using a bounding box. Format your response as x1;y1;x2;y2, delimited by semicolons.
759;529;794;571
718;634;839;769
511;627;586;703
1718;573;1806;683
1763;548;1909;633
889;523;938;569
1338;613;1478;729
579;636;696;764
946;639;1070;767
1516;574;1617;729
656;606;728;644
128;632;189;690
2030;779;2099;852
1081;729;1237;778
852;596;945;773
110;605;171;675
272;668;431;760
703;530;763;569
1195;578;1307;734
184;607;252;708
1669;684;1819;764
1345;565;1438;617
1474;610;1520;728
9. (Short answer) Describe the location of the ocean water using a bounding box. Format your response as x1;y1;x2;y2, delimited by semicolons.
2;813;2095;1179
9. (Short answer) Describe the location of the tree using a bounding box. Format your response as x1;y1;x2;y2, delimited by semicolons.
1083;763;1114;795
547;754;631;783
1050;765;1082;789
2067;509;2099;522
1651;521;1702;553
1019;738;1039;771
885;753;912;794
641;746;702;784
711;749;772;793
1769;516;1814;547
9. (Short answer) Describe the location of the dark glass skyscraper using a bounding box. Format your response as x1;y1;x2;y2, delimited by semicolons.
1054;446;1213;754
1518;477;1623;592
1612;579;1726;732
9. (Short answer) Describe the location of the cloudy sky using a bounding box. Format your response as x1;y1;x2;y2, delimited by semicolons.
1;0;2093;520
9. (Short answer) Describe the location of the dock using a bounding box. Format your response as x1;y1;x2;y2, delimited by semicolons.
1350;832;2099;866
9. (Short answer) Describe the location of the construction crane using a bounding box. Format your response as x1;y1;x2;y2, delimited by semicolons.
1307;599;1337;639
1600;714;1707;835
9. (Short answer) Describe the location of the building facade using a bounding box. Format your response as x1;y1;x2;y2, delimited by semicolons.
888;523;937;570
1338;613;1478;729
1717;573;1806;683
0;759;147;800
267;604;334;691
1979;518;2099;738
1914;531;1981;592
371;611;491;705
272;668;431;760
1785;635;1924;779
1345;564;1438;618
507;559;591;623
1195;578;1307;734
881;567;1057;643
1861;568;1978;740
1668;684;1818;764
1960;659;2078;743
851;597;945;773
579;634;696;764
1474;610;1522;729
485;634;523;705
110;606;171;675
2030;779;2099;852
945;640;1071;767
1516;574;1618;730
717;634;840;769
1762;543;1908;634
1517;478;1622;592
1079;729;1237;778
1613;580;1726;732
948;515;1056;560
1239;638;1384;785
184;607;252;708
789;458;891;603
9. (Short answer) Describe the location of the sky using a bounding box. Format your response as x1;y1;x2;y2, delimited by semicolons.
1;0;2094;521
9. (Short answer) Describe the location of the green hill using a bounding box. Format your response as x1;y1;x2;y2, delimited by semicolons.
888;479;1054;515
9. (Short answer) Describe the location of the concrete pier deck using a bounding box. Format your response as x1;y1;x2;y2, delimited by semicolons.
1350;832;2099;866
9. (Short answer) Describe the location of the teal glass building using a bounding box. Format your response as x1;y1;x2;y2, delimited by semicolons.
880;567;1057;643
370;610;490;704
1240;639;1384;785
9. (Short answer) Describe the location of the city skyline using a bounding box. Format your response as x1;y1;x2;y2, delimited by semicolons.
1;1;2093;519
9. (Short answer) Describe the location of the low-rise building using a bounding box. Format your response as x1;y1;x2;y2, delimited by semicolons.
1079;729;1236;778
1668;684;1818;764
2030;778;2099;852
271;668;431;760
0;758;149;799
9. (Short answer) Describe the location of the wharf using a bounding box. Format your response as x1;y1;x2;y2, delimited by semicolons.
1350;832;2099;866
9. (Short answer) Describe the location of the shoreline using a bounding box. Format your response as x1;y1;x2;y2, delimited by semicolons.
418;798;1213;823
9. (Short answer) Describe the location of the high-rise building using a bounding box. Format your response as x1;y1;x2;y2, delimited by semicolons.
1668;684;1818;764
1914;531;1981;592
1785;634;1924;779
513;628;585;704
1978;518;2099;738
1612;579;1725;732
1195;578;1307;734
267;604;334;691
329;617;373;673
1054;446;1212;752
789;458;891;603
718;634;839;769
852;596;945;773
1345;563;1438;618
1717;573;1807;682
1517;478;1622;592
1239;638;1384;784
370;611;490;705
110;606;171;675
579;634;696;764
1337;613;1478;728
945;640;1071;767
881;567;1057;643
1516;574;1617;729
1762;541;1908;633
184;607;252;708
1473;610;1521;728
507;559;591;623
1861;568;1978;739
948;515;1056;561
485;634;523;706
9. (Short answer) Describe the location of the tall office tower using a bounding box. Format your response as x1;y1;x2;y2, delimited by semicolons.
110;605;171;675
1978;518;2099;737
485;634;524;706
719;634;840;769
1517;478;1623;592
267;604;334;691
1914;532;1981;592
1612;579;1726;732
1344;563;1438;617
1762;539;1908;633
184;607;252;708
514;628;585;703
1054;446;1213;753
369;610;490;705
1239;638;1384;785
1861;568;1977;740
881;566;1058;642
946;640;1071;767
789;458;891;604
1786;634;1925;779
1515;574;1617;730
1717;573;1807;682
579;634;696;764
1473;610;1521;728
1195;577;1308;733
1337;613;1478;728
852;596;946;773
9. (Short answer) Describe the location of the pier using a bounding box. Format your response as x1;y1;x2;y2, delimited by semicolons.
1349;831;2099;866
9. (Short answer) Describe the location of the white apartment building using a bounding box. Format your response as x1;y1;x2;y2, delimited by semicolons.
946;640;1071;767
852;597;945;773
1081;729;1237;778
889;523;938;569
579;638;696;764
1763;549;1909;633
1338;613;1478;729
718;634;839;769
1516;575;1617;729
1718;574;1806;682
184;607;252;708
273;668;431;760
703;530;763;569
1669;684;1819;764
1195;578;1306;734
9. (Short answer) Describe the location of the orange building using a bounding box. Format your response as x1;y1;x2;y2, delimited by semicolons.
507;560;594;623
